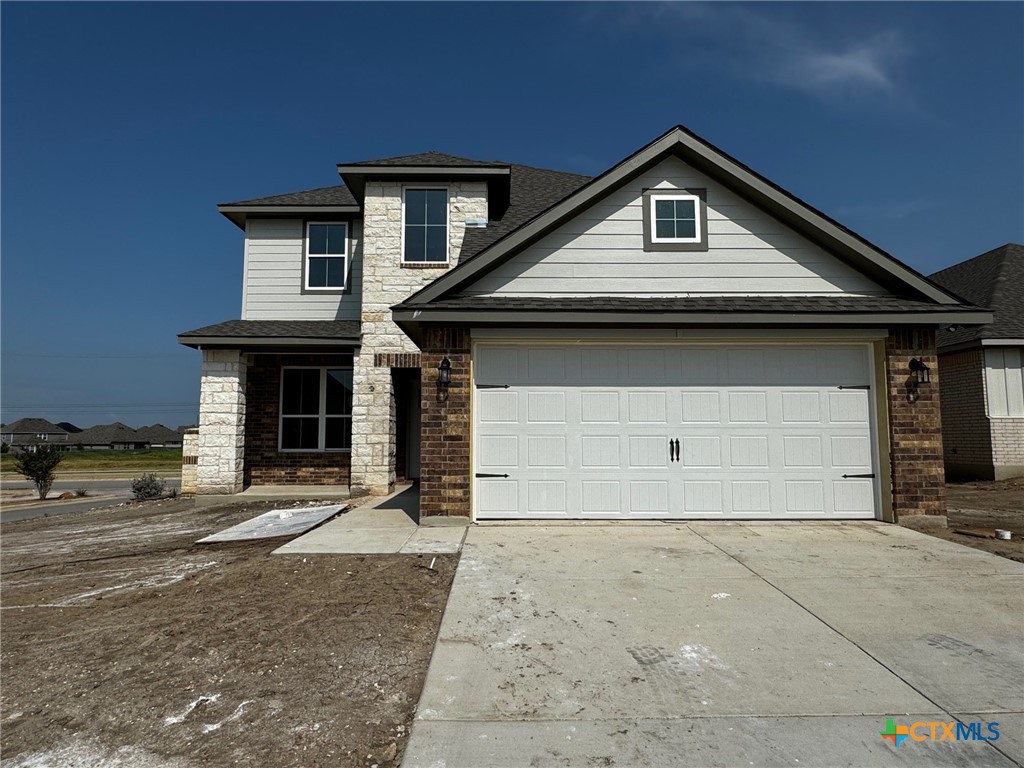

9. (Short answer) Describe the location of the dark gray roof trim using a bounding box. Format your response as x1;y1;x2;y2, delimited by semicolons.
178;320;361;349
337;151;506;168
931;243;1024;349
404;126;966;307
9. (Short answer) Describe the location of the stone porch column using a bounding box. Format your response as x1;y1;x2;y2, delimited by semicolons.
196;349;247;494
350;350;396;496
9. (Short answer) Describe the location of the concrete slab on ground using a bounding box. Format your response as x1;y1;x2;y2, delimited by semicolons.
236;484;350;500
273;486;466;555
403;522;1024;768
196;504;346;543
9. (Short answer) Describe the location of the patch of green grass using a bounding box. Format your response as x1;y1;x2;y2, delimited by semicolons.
1;449;183;473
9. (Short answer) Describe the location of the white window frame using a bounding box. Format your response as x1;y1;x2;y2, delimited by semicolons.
401;186;450;264
649;193;702;244
279;366;353;452
304;221;348;291
984;348;1024;418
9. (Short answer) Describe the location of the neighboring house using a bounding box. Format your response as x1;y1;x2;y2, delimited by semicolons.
57;422;83;434
136;424;185;448
74;422;149;451
930;244;1024;480
179;125;990;526
0;418;70;452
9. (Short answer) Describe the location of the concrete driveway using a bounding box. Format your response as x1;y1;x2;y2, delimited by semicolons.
403;522;1024;767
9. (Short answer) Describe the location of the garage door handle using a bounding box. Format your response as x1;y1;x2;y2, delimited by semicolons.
475;473;510;478
838;385;871;390
841;473;876;479
669;438;680;462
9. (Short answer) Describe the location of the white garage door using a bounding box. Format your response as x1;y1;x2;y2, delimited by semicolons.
473;343;879;519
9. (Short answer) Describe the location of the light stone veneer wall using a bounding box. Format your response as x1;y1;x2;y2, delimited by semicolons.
196;349;247;493
350;180;488;495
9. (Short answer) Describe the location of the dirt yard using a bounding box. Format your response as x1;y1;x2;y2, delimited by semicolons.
935;476;1024;563
0;498;457;768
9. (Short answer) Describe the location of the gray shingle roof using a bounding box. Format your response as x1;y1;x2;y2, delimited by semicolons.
222;185;357;207
339;151;506;168
930;243;1024;348
136;424;184;443
403;295;988;314
457;163;592;264
179;319;361;340
75;422;145;446
2;418;67;435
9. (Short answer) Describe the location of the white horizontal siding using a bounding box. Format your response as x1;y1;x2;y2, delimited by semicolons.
242;218;363;321
465;156;884;298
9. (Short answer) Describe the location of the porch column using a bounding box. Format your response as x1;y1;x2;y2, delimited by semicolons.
885;328;946;526
350;350;396;496
419;327;472;518
196;349;247;494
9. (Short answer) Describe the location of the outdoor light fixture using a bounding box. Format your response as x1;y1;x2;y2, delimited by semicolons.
437;356;452;387
909;358;931;386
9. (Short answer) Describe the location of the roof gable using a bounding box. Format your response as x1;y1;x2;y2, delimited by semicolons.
3;418;67;435
461;155;886;299
404;125;964;306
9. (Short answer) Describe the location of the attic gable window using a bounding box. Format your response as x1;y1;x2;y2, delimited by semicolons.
304;222;348;291
403;188;449;263
642;188;709;252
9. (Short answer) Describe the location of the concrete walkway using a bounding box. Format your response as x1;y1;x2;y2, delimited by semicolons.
404;522;1024;767
273;486;466;555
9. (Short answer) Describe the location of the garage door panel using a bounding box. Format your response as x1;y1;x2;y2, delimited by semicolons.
629;481;669;513
581;391;619;422
474;343;878;520
629;436;670;468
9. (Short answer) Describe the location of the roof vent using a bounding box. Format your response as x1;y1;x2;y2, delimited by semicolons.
465;217;487;229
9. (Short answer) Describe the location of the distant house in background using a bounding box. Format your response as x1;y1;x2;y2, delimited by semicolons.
930;243;1024;480
0;418;70;452
136;424;185;448
73;422;149;451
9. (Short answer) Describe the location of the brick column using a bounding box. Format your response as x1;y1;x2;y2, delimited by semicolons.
419;327;471;518
885;328;946;524
196;349;247;494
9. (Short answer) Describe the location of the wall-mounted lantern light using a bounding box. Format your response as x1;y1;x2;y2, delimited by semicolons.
438;356;452;387
909;358;931;386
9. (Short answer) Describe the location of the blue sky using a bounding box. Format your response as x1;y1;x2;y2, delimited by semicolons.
2;2;1022;428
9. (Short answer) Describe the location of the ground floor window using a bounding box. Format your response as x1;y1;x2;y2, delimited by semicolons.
280;367;353;451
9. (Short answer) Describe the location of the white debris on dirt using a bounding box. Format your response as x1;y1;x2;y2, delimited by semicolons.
0;737;187;768
163;694;221;726
711;592;731;599
201;700;252;733
43;561;220;608
1;515;204;558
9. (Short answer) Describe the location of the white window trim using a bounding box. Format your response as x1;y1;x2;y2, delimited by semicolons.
279;366;353;452
304;221;348;291
649;193;702;244
984;348;1024;418
401;186;450;264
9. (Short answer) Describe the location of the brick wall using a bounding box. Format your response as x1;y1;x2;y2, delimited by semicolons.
885;328;946;519
937;349;994;480
991;418;1024;479
244;353;353;486
419;327;471;518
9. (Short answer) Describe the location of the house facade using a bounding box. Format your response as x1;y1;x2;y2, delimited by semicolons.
931;244;1024;480
179;126;989;525
0;418;70;453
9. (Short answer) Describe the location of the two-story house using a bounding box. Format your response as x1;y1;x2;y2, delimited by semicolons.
179;125;989;527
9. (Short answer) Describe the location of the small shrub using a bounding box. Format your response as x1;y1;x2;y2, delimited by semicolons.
131;473;166;500
0;442;9;454
74;488;89;497
14;446;64;500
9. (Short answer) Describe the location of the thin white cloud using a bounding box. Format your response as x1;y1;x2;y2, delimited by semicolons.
595;4;911;102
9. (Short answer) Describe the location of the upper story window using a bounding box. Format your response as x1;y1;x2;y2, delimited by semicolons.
642;188;708;252
403;188;449;263
305;222;348;290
